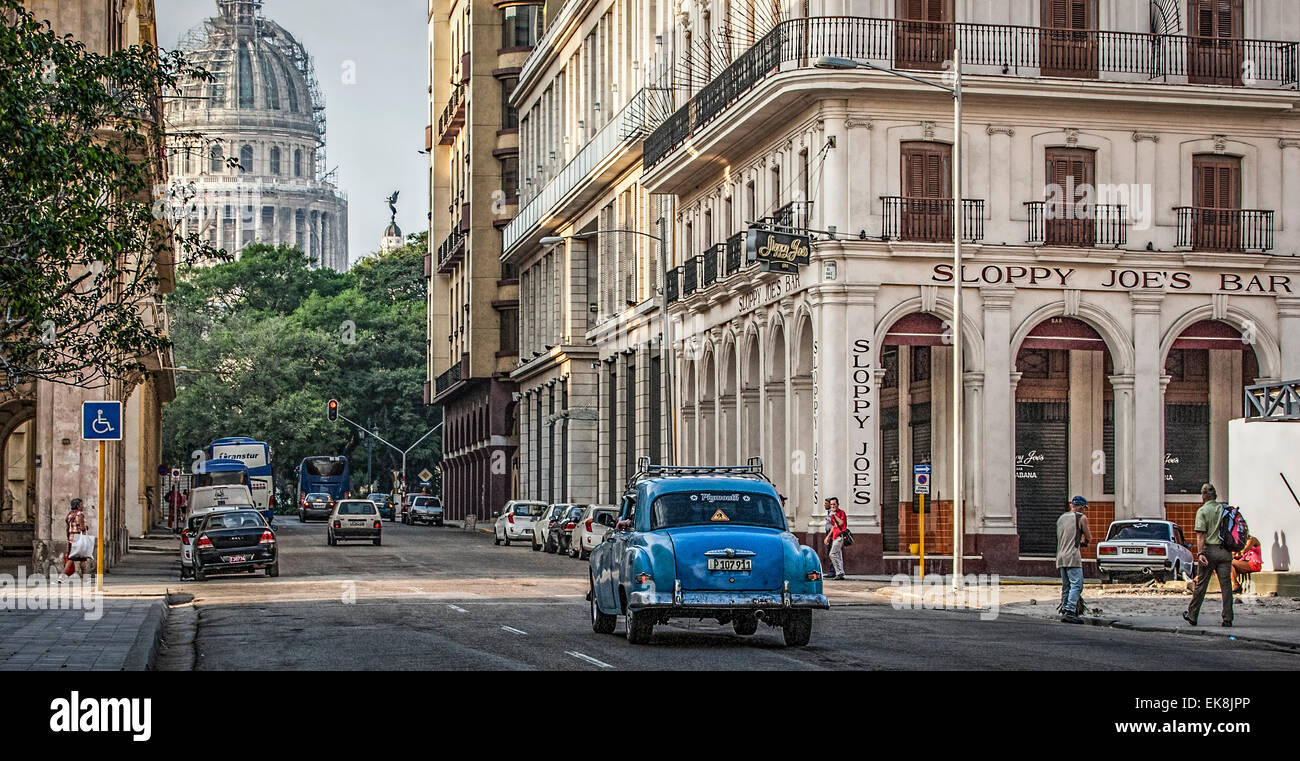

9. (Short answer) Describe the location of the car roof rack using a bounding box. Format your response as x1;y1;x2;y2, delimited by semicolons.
624;456;771;492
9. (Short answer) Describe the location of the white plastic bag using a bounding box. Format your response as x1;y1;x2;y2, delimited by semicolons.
69;533;94;560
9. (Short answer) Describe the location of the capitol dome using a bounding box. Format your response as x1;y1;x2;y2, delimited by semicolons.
165;0;349;270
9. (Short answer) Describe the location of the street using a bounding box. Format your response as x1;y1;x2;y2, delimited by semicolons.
155;520;1300;671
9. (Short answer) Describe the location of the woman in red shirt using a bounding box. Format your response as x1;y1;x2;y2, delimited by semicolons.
1231;535;1262;593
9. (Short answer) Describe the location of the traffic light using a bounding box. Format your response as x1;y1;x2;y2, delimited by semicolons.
327;399;338;421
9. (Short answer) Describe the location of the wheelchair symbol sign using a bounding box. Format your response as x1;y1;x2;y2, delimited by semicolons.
82;401;123;441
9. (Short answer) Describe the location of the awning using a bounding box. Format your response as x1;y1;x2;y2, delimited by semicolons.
883;313;947;346
1170;320;1246;350
1021;317;1107;352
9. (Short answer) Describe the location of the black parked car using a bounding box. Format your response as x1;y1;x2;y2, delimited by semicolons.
547;505;587;556
367;492;396;521
193;509;278;581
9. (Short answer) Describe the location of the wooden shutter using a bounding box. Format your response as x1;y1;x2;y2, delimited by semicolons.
896;0;951;71
1187;0;1242;84
1192;154;1241;250
1045;148;1095;245
901;142;952;241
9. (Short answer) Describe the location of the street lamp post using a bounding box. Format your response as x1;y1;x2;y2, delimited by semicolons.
540;228;675;466
815;35;965;586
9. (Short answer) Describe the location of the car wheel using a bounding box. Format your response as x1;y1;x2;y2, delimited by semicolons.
591;580;616;635
580;549;590;561
625;608;654;645
733;614;759;636
494;532;501;546
1153;572;1168;583
503;535;511;546
298;512;304;523
328;532;335;546
1173;561;1182;581
781;610;812;647
266;561;279;578
437;520;444;527
374;536;382;546
194;562;206;582
531;538;541;552
546;538;556;554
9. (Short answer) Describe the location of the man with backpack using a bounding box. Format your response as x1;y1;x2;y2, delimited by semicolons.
1184;483;1237;627
1056;496;1091;623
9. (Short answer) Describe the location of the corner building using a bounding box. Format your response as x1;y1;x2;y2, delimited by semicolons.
427;0;540;517
646;0;1300;575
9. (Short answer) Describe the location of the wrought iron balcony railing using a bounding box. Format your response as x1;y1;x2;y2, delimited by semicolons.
1024;202;1127;247
701;243;726;287
880;197;985;243
436;228;465;272
725;232;745;276
437;84;466;144
681;255;700;296
665;266;680;304
645;16;1299;168
1174;207;1274;252
434;355;465;396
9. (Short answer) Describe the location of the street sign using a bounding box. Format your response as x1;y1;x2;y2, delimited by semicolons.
81;401;122;441
913;464;931;495
171;468;181;478
418;468;433;483
157;464;168;476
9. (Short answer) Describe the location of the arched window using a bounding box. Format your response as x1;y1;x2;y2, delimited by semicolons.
210;145;224;173
261;53;280;109
294;149;303;177
270;147;281;175
240;145;254;172
237;44;254;109
277;58;299;112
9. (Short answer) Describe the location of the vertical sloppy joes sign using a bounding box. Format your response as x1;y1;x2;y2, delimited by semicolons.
850;338;872;507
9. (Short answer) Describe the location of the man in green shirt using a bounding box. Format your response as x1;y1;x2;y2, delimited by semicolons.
1183;483;1234;627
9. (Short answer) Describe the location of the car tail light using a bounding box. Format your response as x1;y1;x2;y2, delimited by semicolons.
807;571;821;581
259;530;275;544
585;519;593;532
564;522;575;531
181;531;191;546
508;513;514;524
374;521;382;529
1099;546;1117;555
1148;545;1166;556
196;535;212;549
635;572;650;584
333;520;341;529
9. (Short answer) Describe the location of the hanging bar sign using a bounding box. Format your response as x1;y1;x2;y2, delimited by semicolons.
746;228;810;273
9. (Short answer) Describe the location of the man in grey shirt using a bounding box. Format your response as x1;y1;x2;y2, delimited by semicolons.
1056;495;1091;623
1184;483;1233;627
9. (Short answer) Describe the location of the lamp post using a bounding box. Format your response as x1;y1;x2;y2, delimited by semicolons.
540;228;674;465
814;33;965;586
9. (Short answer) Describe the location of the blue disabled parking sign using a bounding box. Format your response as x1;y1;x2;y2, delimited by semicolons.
82;401;123;441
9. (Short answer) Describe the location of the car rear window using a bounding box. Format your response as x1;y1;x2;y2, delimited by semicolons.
203;512;264;530
338;502;377;515
512;503;542;516
565;506;585;519
650;491;786;531
413;497;441;507
307;493;330;501
368;494;388;501
1107;522;1172;541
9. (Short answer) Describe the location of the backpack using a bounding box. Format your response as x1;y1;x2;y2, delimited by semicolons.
1217;504;1249;552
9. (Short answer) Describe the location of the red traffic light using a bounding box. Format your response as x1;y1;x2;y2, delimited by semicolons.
327;399;338;421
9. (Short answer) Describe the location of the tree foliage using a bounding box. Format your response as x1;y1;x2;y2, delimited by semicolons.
162;236;439;502
0;0;222;389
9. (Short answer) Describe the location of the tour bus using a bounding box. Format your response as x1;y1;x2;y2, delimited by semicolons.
296;455;350;504
206;437;274;522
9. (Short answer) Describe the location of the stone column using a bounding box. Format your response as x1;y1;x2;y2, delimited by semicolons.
820;102;849;232
519;389;531;498
1109;374;1136;519
978;286;1016;568
962;370;984;559
1278;297;1300;380
1131;292;1165;516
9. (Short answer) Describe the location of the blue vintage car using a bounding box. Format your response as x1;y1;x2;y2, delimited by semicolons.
588;458;829;646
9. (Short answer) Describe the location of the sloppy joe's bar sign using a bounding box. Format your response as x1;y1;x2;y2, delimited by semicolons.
747;228;810;273
931;264;1294;294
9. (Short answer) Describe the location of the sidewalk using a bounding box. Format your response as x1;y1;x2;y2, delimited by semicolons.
0;530;179;671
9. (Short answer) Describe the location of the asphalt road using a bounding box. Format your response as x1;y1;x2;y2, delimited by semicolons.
160;517;1300;671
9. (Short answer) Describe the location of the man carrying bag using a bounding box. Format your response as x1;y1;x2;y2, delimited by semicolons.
824;497;849;580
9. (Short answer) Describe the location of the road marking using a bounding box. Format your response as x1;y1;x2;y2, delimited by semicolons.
500;625;528;635
448;605;468;613
565;651;613;669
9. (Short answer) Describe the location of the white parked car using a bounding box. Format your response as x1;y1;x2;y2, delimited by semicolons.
532;504;567;552
568;504;618;560
1097;519;1194;583
494;500;546;546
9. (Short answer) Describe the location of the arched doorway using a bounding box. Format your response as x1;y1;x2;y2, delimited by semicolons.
719;341;737;464
1013;316;1115;556
0;396;37;562
1161;319;1261;532
766;322;787;496
680;358;696;464
700;348;717;465
791;316;814;522
741;332;761;462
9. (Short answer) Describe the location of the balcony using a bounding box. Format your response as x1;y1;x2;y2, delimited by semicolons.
682;256;700;296
1175;207;1274;252
433;353;468;400
725;232;744;277
761;201;814;233
701;243;726;287
880;197;985;243
644;16;1299;169
437;228;466;272
665;266;680;304
437;84;466;145
425;124;433;152
1024;202;1127;247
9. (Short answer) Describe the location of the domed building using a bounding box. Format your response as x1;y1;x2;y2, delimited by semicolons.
165;0;348;270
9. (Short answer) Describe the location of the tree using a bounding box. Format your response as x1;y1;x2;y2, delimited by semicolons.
162;237;440;504
0;0;222;390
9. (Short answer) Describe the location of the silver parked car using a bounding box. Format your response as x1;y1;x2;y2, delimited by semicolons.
1096;519;1194;583
568;504;618;559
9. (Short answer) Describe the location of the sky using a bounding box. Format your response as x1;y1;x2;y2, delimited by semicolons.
157;0;428;266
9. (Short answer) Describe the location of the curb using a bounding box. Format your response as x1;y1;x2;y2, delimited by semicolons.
125;597;169;672
1108;620;1300;652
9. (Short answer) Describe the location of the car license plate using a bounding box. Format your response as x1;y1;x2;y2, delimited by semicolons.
225;555;247;563
707;558;752;572
1121;547;1143;554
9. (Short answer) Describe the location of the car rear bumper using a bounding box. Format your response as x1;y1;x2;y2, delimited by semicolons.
302;507;331;519
196;548;276;570
627;590;829;611
1098;558;1175;573
332;528;381;539
504;526;533;539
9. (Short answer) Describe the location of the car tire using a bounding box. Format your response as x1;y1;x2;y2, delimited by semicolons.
625;608;653;645
374;537;382;546
266;561;279;578
328;532;335;546
298;512;304;523
545;539;556;554
503;536;512;546
437;520;444;527
494;532;501;546
580;549;590;561
194;563;206;582
591;580;617;635
733;614;759;636
781;610;812;647
532;539;541;552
